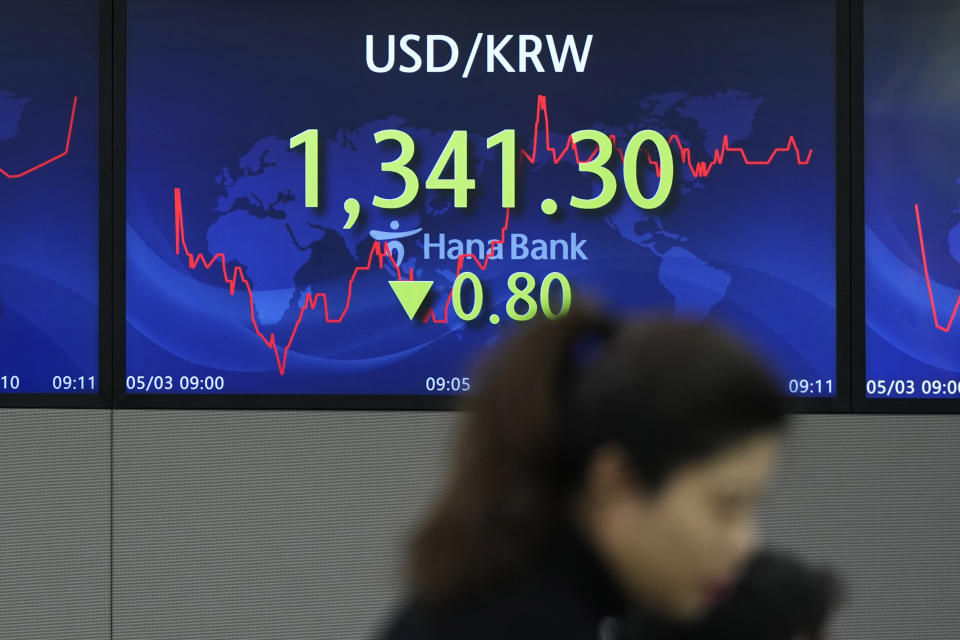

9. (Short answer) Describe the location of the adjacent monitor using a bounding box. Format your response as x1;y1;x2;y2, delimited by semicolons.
123;0;839;400
864;0;960;399
0;0;100;396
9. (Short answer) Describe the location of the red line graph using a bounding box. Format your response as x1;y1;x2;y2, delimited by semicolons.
0;96;78;179
176;187;407;375
175;186;509;373
173;94;811;375
521;94;812;178
914;203;960;333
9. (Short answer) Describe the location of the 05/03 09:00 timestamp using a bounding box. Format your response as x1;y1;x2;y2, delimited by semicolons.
0;375;97;391
867;379;960;397
126;375;226;392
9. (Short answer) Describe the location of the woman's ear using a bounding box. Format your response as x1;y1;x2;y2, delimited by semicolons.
581;443;646;505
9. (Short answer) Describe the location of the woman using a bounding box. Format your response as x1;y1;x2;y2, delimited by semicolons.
382;306;787;639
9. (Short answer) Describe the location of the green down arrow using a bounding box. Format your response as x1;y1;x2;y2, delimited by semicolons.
389;280;434;320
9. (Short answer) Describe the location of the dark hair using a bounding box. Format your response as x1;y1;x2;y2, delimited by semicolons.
622;551;842;640
411;305;785;602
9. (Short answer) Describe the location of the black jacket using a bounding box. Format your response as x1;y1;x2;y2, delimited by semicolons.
380;524;630;640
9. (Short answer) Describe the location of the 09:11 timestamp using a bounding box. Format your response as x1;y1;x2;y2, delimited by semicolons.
52;375;96;391
0;375;97;392
787;378;833;395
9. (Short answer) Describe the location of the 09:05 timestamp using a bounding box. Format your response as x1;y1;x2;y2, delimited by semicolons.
425;377;471;392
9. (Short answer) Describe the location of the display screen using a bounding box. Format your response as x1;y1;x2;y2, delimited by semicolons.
0;0;100;395
125;0;837;397
864;0;960;399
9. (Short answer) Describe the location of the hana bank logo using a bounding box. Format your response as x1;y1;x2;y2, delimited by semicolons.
369;220;423;266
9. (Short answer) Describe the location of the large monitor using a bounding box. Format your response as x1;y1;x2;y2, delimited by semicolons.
124;0;840;404
864;0;960;401
0;0;101;398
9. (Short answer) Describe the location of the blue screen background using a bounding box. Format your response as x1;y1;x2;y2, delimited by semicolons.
126;0;837;396
0;0;99;394
864;0;960;398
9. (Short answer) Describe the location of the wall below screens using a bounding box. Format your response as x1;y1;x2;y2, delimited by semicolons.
1;410;958;640
0;410;110;640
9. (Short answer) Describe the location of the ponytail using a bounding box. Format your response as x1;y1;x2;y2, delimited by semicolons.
410;305;616;602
